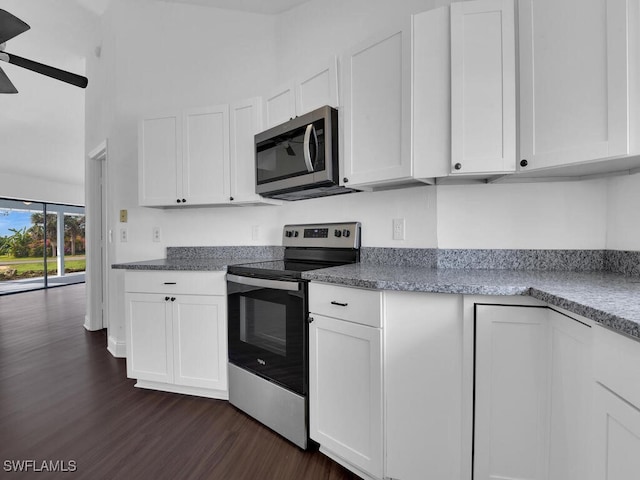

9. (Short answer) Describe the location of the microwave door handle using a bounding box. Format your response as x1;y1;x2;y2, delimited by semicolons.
303;124;316;173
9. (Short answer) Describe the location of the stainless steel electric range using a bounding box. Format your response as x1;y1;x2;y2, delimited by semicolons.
226;222;361;449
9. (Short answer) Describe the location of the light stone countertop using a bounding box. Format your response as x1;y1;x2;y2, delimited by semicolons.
111;257;640;340
302;263;640;340
111;257;266;271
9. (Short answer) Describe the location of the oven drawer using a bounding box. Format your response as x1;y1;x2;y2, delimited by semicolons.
309;282;383;328
125;271;226;295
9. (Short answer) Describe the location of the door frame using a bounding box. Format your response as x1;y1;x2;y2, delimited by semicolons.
85;141;109;333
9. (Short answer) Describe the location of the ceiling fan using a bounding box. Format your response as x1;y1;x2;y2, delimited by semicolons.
0;9;88;93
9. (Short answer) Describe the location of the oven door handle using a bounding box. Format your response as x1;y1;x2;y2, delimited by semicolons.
227;274;301;292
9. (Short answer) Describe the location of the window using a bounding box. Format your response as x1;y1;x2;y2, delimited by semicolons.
0;198;85;294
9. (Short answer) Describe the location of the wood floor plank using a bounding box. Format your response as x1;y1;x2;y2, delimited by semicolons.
0;284;362;479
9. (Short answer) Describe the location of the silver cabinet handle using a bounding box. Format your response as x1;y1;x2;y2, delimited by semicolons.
331;301;348;307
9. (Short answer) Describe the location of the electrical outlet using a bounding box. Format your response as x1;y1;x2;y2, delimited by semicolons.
120;228;128;242
119;209;128;223
392;218;405;240
152;227;161;242
251;225;260;241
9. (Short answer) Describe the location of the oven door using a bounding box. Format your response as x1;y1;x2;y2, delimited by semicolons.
227;274;307;395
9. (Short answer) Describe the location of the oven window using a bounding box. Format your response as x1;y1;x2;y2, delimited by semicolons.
240;297;287;356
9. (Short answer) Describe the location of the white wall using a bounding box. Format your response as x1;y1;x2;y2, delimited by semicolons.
606;172;640;251
0;0;92;205
437;180;609;249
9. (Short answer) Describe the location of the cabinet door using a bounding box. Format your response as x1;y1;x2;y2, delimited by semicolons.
341;23;412;187
475;305;593;480
264;82;296;129
546;310;593;480
450;0;516;175
309;314;383;479
182;105;230;205
295;57;339;115
172;295;227;391
592;384;640;480
519;0;632;170
138;113;181;206
229;97;262;204
126;293;173;383
412;6;452;180
474;305;550;480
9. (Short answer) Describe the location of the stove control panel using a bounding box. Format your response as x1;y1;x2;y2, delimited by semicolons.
282;222;360;249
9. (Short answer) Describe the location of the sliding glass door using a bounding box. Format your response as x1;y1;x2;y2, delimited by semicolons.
0;199;85;294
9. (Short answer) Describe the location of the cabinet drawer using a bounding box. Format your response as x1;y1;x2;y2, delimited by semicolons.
309;282;382;328
125;271;226;295
594;325;640;410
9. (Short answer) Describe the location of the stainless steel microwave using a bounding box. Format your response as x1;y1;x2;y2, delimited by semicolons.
255;105;357;201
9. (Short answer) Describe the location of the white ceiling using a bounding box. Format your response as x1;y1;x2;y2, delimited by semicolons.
160;0;312;14
73;0;312;16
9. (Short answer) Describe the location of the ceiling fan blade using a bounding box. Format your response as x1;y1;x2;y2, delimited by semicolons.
0;9;30;44
1;51;88;89
0;65;17;93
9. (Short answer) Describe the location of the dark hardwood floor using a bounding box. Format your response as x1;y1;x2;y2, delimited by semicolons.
0;284;360;479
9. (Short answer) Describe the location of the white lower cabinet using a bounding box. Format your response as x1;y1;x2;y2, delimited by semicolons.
474;305;593;480
592;325;640;480
125;271;228;399
309;314;383;479
309;283;462;480
592;385;640;480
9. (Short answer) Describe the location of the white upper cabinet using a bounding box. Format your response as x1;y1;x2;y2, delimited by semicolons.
263;82;297;129
296;57;339;115
138;113;182;206
139;104;230;207
450;0;516;175
341;23;413;187
229;97;278;204
518;0;639;172
412;6;451;181
182;105;230;205
263;58;339;129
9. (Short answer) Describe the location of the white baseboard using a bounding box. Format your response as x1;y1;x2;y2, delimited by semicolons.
84;314;102;331
107;335;126;358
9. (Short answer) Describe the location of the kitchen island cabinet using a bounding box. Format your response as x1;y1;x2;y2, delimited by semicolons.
125;271;228;399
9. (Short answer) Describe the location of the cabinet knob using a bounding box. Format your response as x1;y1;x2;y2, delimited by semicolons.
170;297;176;302
176;199;181;203
230;197;234;201
343;177;349;183
520;159;529;167
165;296;170;301
308;316;314;324
454;163;462;171
181;199;186;203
